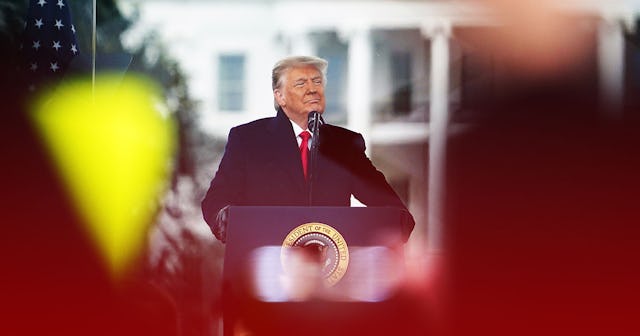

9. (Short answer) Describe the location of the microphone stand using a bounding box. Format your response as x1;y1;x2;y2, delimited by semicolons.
307;111;322;205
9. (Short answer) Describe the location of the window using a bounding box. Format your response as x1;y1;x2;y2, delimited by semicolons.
217;54;245;112
391;51;412;115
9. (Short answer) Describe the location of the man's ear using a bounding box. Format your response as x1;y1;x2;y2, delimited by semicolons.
274;90;285;107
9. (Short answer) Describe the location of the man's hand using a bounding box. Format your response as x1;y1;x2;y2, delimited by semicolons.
213;205;230;243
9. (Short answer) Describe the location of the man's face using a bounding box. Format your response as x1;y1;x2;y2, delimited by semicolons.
275;66;325;124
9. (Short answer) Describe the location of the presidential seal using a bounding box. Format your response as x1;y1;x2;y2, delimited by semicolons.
281;222;349;287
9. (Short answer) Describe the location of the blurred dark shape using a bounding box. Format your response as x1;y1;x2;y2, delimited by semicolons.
1;81;180;336
475;0;596;77
624;16;640;117
0;1;23;95
454;15;600;123
1;3;181;335
445;22;640;336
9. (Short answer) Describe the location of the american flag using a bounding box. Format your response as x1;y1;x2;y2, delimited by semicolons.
21;0;79;91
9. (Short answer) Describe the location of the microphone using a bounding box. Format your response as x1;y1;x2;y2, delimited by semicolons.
307;111;323;152
306;111;323;205
307;111;323;133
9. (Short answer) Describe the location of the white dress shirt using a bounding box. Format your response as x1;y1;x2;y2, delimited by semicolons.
290;119;313;150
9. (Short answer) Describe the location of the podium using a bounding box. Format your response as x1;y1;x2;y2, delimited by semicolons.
221;206;417;336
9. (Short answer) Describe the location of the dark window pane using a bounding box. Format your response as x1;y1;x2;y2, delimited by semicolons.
218;54;245;111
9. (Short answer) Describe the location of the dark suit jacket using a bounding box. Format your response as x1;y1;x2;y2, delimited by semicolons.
201;110;414;240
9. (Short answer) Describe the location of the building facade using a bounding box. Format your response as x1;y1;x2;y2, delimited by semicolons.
125;0;639;251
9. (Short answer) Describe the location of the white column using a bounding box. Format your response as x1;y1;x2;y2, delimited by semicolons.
422;22;450;252
598;18;625;119
344;28;373;151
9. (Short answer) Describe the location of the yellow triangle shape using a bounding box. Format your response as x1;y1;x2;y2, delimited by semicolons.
31;74;176;278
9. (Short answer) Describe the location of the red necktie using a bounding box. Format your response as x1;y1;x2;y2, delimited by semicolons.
299;131;311;179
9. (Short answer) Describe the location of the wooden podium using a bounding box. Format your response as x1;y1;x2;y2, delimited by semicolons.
221;206;418;336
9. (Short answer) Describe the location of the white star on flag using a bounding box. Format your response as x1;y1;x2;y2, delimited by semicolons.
21;0;80;90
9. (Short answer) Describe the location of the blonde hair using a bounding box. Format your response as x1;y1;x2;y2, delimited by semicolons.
272;55;328;110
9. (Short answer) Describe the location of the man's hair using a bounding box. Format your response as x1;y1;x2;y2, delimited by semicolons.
272;55;328;111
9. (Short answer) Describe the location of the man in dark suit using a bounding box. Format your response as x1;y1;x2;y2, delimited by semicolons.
201;55;414;243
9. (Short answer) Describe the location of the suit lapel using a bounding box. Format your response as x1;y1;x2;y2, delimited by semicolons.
266;110;307;194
